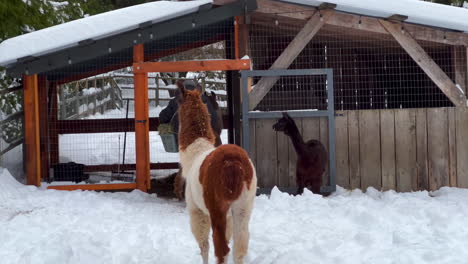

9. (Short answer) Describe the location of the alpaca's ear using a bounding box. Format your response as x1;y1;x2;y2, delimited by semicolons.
175;83;186;104
282;112;289;118
211;91;216;97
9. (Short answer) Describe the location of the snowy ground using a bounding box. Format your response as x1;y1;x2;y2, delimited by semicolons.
1;169;468;264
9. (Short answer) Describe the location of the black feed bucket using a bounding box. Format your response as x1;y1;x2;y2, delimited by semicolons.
52;162;89;183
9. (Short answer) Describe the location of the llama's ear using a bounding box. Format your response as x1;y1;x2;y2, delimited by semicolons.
175;82;186;104
211;91;216;96
282;112;290;118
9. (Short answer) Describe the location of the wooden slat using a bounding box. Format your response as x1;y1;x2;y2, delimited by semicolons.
23;74;41;186
133;44;150;192
380;20;465;107
415;108;429;190
56;116;230;134
248;10;334;110
47;183;137;191
255;119;277;188
288;117;302;189
348;111;360;189
395;109;416;192
83;163;179;172
427;108;449;190
133;59;251;73
448;108;457;187
335;111;349;189
456;108;468;188
359;111;381;190
380;109;396;191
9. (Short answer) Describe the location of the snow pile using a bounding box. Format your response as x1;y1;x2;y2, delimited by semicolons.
1;168;468;263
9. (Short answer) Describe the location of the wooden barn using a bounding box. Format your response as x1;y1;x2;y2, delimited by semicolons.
0;0;468;194
231;0;468;193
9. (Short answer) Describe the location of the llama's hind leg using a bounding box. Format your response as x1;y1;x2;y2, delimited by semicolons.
189;208;211;264
210;209;230;264
231;196;255;264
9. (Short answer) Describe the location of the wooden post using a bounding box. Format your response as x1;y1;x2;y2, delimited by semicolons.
380;20;465;107
133;44;150;192
23;74;41;186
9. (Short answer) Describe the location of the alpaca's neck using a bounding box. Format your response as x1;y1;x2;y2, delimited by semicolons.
287;122;306;155
178;111;215;151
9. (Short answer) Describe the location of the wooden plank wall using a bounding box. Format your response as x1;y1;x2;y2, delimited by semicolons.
250;107;468;192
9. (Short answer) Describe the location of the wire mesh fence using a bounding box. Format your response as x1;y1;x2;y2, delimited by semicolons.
27;20;234;185
249;16;461;110
0;82;25;182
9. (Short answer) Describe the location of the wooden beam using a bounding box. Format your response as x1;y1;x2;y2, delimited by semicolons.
453;46;467;94
380;20;466;107
133;44;150;192
254;0;468;46
248;10;334;110
23;74;41;186
47;183;137;191
55;116;230;134
133;59;251;73
84;162;179;172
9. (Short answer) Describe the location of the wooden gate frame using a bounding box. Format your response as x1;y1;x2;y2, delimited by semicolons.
241;68;337;194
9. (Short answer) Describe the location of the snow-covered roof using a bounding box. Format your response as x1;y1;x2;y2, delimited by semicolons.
281;0;468;33
0;0;212;67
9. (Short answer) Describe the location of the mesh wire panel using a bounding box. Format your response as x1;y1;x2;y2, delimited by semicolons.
254;75;328;111
0;84;25;182
36;20;233;184
249;19;459;110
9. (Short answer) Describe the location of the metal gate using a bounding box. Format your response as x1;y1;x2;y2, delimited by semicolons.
241;69;336;194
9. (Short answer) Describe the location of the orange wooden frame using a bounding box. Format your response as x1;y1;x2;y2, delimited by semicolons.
47;183;137;191
133;59;251;73
23;74;41;187
133;44;151;192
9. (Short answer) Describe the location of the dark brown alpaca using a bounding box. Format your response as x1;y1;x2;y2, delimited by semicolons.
273;112;328;195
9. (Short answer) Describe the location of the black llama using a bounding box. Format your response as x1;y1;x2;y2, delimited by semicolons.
273;112;328;195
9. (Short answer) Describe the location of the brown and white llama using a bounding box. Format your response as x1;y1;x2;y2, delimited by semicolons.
173;88;223;201
273;112;328;195
176;82;257;264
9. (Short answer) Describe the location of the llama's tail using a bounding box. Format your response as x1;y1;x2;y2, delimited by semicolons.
220;160;245;201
